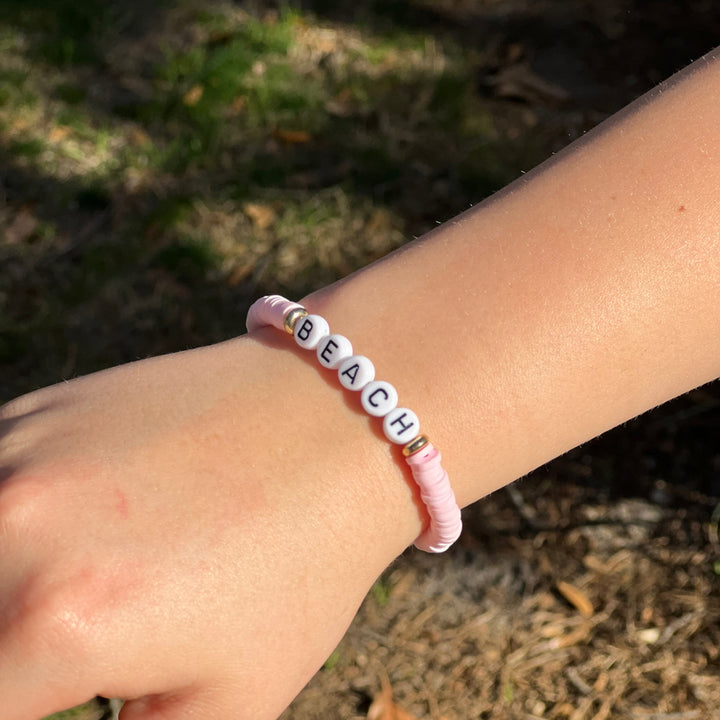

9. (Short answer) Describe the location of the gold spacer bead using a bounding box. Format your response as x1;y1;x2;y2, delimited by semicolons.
284;307;308;334
403;435;430;457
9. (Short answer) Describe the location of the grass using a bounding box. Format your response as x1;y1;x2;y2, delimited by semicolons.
10;137;46;158
371;576;394;607
2;0;538;403
0;0;111;67
40;699;111;720
144;9;312;170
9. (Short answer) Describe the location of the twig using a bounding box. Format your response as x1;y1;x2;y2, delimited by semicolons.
631;712;700;720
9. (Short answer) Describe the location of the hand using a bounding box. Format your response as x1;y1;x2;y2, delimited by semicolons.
0;335;417;720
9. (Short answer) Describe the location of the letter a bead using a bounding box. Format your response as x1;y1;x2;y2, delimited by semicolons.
383;407;420;444
338;355;375;390
294;314;330;350
317;334;353;369
360;380;398;417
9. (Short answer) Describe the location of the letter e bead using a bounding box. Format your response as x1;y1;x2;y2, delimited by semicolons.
317;334;353;369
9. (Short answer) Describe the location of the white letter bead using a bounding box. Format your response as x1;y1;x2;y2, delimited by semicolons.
338;355;375;391
316;334;353;369
360;380;398;417
294;314;330;350
383;407;420;444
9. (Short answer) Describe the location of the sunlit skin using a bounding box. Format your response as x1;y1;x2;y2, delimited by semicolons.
0;50;719;720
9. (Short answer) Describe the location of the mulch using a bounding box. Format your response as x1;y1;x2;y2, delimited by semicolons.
283;471;720;719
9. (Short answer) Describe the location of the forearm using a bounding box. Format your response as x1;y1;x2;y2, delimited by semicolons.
300;50;720;532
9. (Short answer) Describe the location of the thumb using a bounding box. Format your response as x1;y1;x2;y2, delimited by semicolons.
0;623;96;720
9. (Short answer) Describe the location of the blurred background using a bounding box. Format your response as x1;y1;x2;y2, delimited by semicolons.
0;1;718;718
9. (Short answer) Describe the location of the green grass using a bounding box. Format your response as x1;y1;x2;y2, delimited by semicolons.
322;647;342;670
0;0;109;66
144;9;325;172
54;81;87;104
151;235;220;284
0;0;534;403
371;575;393;607
40;699;110;720
10;137;46;158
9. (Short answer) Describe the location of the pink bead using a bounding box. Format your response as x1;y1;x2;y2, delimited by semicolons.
246;295;304;332
405;443;462;552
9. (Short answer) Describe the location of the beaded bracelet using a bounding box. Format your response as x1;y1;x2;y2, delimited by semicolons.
246;294;462;553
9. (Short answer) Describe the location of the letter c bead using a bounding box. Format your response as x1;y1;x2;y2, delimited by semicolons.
360;380;398;417
294;314;330;350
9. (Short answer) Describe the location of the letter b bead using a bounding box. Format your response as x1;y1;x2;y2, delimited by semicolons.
294;314;330;350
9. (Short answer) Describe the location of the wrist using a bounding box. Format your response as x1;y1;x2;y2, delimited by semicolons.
239;333;423;565
246;295;462;552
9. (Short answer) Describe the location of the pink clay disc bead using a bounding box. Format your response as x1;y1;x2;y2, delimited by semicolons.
246;294;305;333
383;407;420;444
294;314;330;350
338;355;375;391
360;380;399;417
316;334;353;369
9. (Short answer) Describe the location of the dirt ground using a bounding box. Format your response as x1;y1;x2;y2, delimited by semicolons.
283;449;720;719
2;1;717;719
